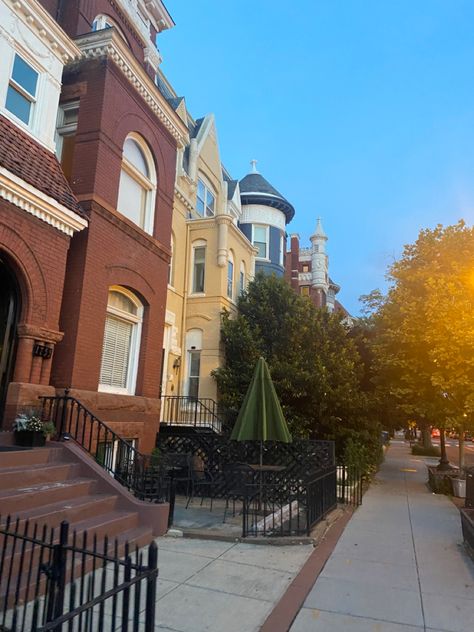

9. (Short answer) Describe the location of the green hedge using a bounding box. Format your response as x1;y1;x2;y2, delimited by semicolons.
411;443;441;457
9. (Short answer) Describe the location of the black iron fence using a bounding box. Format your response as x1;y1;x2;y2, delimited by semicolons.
242;467;337;537
40;393;173;516
0;516;157;632
336;464;363;507
161;396;223;433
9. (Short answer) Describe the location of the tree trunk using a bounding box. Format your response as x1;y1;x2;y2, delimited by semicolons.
437;427;451;471
420;422;432;448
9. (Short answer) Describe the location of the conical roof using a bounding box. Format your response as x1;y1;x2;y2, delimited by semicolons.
239;166;295;223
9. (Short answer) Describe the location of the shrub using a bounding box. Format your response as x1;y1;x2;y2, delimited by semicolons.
411;443;440;457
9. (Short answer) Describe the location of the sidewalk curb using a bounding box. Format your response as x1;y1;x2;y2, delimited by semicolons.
259;507;354;632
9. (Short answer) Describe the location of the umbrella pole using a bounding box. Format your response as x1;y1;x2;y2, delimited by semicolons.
259;440;263;513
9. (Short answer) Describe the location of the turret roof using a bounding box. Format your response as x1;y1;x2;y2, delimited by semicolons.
239;166;295;223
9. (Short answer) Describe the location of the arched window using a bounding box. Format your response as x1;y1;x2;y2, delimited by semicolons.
239;262;246;295
92;15;128;42
185;329;202;398
117;134;156;235
191;240;206;294
99;287;143;395
168;233;175;286
227;251;234;299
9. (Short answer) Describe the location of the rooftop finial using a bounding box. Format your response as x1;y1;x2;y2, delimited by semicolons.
250;159;259;174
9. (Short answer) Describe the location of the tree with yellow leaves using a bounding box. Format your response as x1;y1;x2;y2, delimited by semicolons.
373;221;474;469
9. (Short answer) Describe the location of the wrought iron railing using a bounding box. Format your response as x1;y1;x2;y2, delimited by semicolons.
0;516;157;632
336;464;363;507
40;392;174;515
242;467;337;537
161;396;223;433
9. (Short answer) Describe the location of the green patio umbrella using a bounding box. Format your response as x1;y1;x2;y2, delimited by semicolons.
231;357;292;468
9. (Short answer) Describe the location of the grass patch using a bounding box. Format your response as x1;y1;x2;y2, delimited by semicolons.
411;443;441;457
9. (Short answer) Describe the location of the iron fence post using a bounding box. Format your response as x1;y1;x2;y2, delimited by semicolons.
44;520;69;628
144;542;158;632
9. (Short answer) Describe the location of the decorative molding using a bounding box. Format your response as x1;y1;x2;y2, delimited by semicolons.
74;30;189;147
17;323;63;344
240;204;286;231
6;0;82;63
175;185;193;211
0;167;87;236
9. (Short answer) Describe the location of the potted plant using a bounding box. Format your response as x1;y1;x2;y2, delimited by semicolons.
13;410;48;447
42;421;56;442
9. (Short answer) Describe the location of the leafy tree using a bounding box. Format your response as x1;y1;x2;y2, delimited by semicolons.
370;221;474;468
213;274;381;467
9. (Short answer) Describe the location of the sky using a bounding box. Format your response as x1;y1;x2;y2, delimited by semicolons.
159;0;474;314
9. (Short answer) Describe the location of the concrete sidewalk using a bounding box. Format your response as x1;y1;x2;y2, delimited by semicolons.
290;441;474;632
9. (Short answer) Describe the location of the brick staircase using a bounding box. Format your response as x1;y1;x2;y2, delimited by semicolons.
0;440;168;543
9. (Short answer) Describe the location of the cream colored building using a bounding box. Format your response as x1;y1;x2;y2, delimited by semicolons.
160;83;256;406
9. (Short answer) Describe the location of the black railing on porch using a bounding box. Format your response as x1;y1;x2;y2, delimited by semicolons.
40;393;175;523
0;516;157;632
161;396;223;433
242;467;337;537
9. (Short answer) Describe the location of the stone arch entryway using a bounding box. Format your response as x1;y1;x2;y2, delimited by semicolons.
0;256;21;424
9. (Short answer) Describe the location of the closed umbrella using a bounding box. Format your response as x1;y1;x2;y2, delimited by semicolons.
231;357;292;469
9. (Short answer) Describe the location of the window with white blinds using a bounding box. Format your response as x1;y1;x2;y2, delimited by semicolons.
99;315;132;389
99;287;143;395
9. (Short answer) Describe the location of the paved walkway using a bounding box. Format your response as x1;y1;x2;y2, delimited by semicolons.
290;441;474;632
152;537;313;631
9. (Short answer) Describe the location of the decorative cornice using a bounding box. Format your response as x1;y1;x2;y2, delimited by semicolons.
0;167;87;236
74;30;189;147
17;323;63;343
7;0;82;63
174;186;193;211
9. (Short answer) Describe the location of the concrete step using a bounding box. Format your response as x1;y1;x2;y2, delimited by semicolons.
0;477;96;515
0;445;61;469
1;493;119;530
0;462;81;491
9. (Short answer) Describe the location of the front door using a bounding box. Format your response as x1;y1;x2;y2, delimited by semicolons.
0;258;20;425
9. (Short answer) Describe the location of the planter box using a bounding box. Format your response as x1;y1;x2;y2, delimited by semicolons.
452;478;466;498
461;508;474;560
14;430;46;448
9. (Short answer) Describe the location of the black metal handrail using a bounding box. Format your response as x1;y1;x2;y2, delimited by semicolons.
161;396;223;433
40;392;172;509
0;516;158;632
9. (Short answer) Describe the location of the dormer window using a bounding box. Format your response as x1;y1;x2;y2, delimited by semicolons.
92;15;113;31
196;178;215;217
5;54;38;126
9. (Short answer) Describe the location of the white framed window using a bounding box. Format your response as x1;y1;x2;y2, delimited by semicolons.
279;234;285;266
191;241;206;294
185;329;202;399
5;53;39;126
196;177;215;217
227;251;234;299
239;262;246;295
99;287;143;395
252;225;269;259
55;101;79;182
92;14;128;42
117;134;157;235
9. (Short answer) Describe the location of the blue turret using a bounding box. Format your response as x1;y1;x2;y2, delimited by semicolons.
239;161;294;277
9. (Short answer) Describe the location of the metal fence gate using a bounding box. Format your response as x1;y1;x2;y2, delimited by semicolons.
0;516;158;632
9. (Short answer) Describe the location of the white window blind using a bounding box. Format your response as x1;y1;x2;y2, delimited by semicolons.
99;315;133;389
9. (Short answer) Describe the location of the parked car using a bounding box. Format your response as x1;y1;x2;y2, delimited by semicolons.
431;428;440;438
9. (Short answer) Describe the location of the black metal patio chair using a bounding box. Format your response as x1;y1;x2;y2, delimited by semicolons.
222;462;258;522
186;455;216;510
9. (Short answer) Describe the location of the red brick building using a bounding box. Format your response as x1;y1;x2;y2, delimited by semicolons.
0;0;188;452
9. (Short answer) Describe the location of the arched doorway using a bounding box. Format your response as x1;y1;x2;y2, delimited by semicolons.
0;257;20;424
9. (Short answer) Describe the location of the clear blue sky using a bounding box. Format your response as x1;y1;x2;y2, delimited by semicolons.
159;1;474;314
